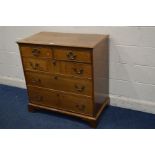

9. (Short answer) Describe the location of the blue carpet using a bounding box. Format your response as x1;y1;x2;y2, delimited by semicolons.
0;84;155;129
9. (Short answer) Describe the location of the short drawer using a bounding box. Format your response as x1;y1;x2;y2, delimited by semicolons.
60;93;93;116
28;86;60;108
53;61;92;78
20;45;52;58
26;71;92;96
53;47;91;63
23;58;50;72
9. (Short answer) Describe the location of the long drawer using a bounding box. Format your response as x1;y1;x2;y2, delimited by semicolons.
26;71;92;96
23;57;92;78
28;86;93;116
20;45;91;63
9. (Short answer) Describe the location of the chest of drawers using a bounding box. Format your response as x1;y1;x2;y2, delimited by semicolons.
17;32;109;127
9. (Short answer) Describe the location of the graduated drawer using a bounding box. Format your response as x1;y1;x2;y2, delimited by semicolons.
22;58;54;73
23;58;92;78
26;71;92;96
20;45;52;58
28;86;93;116
53;61;92;78
53;47;91;63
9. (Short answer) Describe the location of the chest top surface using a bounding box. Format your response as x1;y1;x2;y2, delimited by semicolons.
17;32;108;48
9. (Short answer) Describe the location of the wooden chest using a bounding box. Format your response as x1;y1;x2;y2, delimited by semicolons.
17;32;109;127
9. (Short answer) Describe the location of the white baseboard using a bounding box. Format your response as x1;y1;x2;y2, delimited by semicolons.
0;76;26;89
95;93;155;115
110;95;155;114
1;76;155;115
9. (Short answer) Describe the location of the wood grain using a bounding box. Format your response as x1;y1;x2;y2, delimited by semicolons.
26;71;92;96
53;46;92;63
23;58;50;72
28;86;93;116
53;61;92;78
20;45;52;58
28;86;60;109
17;32;108;48
60;92;93;116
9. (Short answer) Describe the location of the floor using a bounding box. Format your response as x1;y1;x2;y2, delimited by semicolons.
0;84;155;129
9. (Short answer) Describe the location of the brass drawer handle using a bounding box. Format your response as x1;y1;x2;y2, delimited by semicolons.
74;84;85;92
73;68;84;75
32;48;40;56
67;51;77;60
30;62;39;70
76;104;85;111
31;78;41;84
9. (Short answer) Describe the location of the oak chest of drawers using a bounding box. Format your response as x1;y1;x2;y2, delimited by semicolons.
17;32;109;127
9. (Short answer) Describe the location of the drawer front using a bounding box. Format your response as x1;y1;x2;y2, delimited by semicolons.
28;86;60;108
28;86;93;116
20;45;52;58
26;71;92;96
22;58;92;78
53;61;92;78
60;93;93;116
23;58;50;72
53;47;91;63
